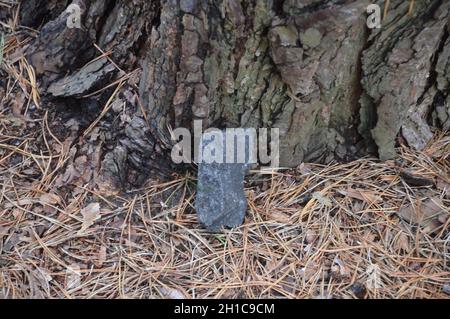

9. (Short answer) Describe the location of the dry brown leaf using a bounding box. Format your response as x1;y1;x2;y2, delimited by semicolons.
11;94;25;117
394;231;410;252
96;246;107;267
78;202;101;234
344;187;382;204
0;226;9;238
305;230;317;244
124;238;142;249
379;174;396;183
270;211;291;223
4;198;33;208
397;197;446;233
39;193;61;205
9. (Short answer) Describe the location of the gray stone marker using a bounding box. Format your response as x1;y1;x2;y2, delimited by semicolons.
195;129;256;231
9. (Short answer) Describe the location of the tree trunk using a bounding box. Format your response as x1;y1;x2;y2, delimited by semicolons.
6;0;450;189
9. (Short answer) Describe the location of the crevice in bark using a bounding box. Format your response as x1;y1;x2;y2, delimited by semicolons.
19;0;70;28
420;28;449;108
357;21;377;156
430;90;449;127
133;0;163;61
272;0;285;17
94;0;116;43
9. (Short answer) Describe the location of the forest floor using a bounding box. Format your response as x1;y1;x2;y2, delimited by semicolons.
1;15;450;299
0;94;449;298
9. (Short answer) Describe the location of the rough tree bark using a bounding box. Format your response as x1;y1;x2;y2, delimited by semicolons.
5;0;449;189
